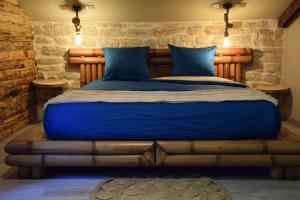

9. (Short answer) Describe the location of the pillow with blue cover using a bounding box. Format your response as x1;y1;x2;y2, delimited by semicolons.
102;47;150;81
168;44;217;76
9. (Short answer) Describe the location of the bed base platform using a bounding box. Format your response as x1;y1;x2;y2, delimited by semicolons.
5;123;300;180
156;140;300;180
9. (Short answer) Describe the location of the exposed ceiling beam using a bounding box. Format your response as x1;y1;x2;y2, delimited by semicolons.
278;0;300;28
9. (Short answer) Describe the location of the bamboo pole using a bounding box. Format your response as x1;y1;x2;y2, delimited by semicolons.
236;63;242;82
85;64;91;83
6;155;154;167
230;63;236;81
91;64;97;81
218;64;224;78
80;64;86;84
69;48;253;57
149;57;172;64
224;63;230;79
70;57;105;64
157;140;300;154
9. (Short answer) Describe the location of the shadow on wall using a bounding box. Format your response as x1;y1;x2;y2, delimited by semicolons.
281;91;292;120
59;0;96;14
59;0;82;10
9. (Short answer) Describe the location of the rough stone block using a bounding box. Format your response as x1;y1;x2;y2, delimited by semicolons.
98;28;125;37
98;38;120;47
37;65;63;72
262;73;279;83
63;72;80;80
127;29;151;37
41;46;66;56
204;25;224;35
264;62;282;73
173;35;194;47
230;35;252;47
53;23;73;36
275;28;284;39
40;23;54;36
37;71;47;79
156;38;172;48
81;25;98;36
186;25;203;35
243;20;271;29
35;36;54;44
245;71;262;81
0;41;33;51
195;36;210;47
119;39;142;47
80;36;97;47
257;29;274;38
209;36;223;47
264;53;283;63
258;48;283;55
143;39;156;48
152;26;185;36
54;36;72;46
254;38;283;48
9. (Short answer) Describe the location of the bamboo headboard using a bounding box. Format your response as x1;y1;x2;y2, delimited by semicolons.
68;48;253;86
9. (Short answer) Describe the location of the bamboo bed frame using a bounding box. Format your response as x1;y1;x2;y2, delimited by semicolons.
5;48;300;180
69;48;253;85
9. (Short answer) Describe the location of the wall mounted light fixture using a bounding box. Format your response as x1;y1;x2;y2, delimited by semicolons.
223;3;233;48
72;5;82;45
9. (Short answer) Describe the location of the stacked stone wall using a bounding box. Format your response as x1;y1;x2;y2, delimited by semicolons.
33;19;284;88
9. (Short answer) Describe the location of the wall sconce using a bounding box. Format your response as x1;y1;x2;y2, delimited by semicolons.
223;3;233;48
72;5;82;45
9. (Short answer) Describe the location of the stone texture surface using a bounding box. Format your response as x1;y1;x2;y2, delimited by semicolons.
33;19;283;88
0;0;37;140
91;178;231;200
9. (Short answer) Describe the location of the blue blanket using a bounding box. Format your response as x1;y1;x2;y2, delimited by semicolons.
44;79;280;140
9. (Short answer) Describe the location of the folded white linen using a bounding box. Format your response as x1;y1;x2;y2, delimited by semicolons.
45;87;277;109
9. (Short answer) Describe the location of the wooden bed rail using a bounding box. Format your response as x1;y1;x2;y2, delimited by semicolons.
68;48;253;85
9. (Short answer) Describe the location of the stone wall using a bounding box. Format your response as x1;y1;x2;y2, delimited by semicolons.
0;0;37;140
33;19;283;88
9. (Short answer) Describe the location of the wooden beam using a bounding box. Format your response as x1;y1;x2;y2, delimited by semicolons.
278;0;300;28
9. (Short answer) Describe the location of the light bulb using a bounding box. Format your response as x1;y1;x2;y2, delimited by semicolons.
223;37;230;48
75;32;82;45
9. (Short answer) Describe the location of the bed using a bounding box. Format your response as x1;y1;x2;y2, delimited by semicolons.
44;77;280;141
5;48;300;180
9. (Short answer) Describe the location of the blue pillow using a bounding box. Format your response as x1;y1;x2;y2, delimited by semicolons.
169;44;217;76
102;47;150;81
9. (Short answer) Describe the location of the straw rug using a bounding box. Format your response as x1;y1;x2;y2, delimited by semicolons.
90;177;232;200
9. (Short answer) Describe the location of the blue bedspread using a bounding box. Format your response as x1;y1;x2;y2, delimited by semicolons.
44;79;281;140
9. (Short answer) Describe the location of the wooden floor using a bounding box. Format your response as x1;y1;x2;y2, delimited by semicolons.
1;122;300;200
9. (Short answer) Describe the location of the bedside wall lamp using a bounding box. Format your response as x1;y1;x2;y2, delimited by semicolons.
72;5;82;45
223;3;233;48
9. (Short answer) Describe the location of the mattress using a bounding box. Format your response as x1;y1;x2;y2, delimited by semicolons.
44;77;281;140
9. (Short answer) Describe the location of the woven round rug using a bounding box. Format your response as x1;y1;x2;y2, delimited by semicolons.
90;177;232;200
